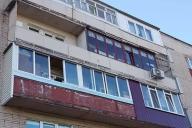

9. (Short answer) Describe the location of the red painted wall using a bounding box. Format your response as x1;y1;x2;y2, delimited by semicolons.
13;76;136;119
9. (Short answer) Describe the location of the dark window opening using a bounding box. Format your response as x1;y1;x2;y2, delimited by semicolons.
50;57;64;82
29;26;39;33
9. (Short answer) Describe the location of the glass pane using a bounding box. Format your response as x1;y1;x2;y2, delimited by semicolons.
89;5;96;15
141;85;152;107
133;48;142;68
94;71;105;93
106;12;112;23
81;2;87;11
106;38;115;58
173;94;184;114
166;94;175;112
141;51;150;71
112;15;117;25
25;121;40;128
58;125;71;128
65;62;78;85
87;31;97;53
43;123;55;128
157;89;169;111
136;24;146;38
118;78;130;98
148;54;156;69
124;45;132;65
35;53;49;78
128;21;136;34
115;42;124;62
150;89;160;108
97;9;105;19
74;0;81;9
96;34;106;56
145;29;153;41
19;48;33;73
106;75;118;96
82;67;93;89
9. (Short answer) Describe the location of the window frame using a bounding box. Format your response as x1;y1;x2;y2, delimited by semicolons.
17;47;133;104
25;120;72;128
140;84;185;116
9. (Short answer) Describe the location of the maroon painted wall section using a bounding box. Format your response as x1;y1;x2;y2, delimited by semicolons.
129;80;191;128
13;76;136;120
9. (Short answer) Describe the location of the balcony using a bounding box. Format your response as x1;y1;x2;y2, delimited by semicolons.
15;0;166;54
2;44;190;128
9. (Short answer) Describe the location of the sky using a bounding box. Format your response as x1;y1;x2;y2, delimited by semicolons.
102;0;192;44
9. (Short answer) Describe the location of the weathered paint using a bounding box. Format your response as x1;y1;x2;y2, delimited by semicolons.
13;76;136;122
129;80;191;128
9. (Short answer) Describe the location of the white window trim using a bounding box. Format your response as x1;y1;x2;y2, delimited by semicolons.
16;46;133;104
140;84;185;116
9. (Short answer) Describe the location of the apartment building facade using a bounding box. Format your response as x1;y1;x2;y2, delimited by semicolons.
161;32;192;127
0;0;190;127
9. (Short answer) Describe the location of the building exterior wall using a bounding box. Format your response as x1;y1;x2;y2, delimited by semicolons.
0;0;191;128
161;33;192;126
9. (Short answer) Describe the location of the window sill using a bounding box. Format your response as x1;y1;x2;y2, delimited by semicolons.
13;70;133;105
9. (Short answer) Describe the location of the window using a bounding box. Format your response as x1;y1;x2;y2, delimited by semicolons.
25;120;72;128
65;62;78;85
132;48;142;68
81;0;87;11
115;41;124;62
172;94;184;115
82;67;94;89
106;75;118;96
141;84;184;115
136;24;146;38
117;78;130;98
157;89;169;111
96;4;105;19
43;123;55;128
141;84;153;107
64;0;73;5
50;57;64;82
149;88;160;109
87;0;96;15
128;21;136;34
87;31;97;53
124;45;133;65
145;29;153;41
58;125;71;128
165;93;175;112
35;53;49;78
141;51;150;71
19;48;33;73
106;9;117;25
187;58;192;69
94;71;105;93
25;121;40;128
106;38;115;58
74;0;81;9
96;34;106;56
87;30;157;71
148;54;156;69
